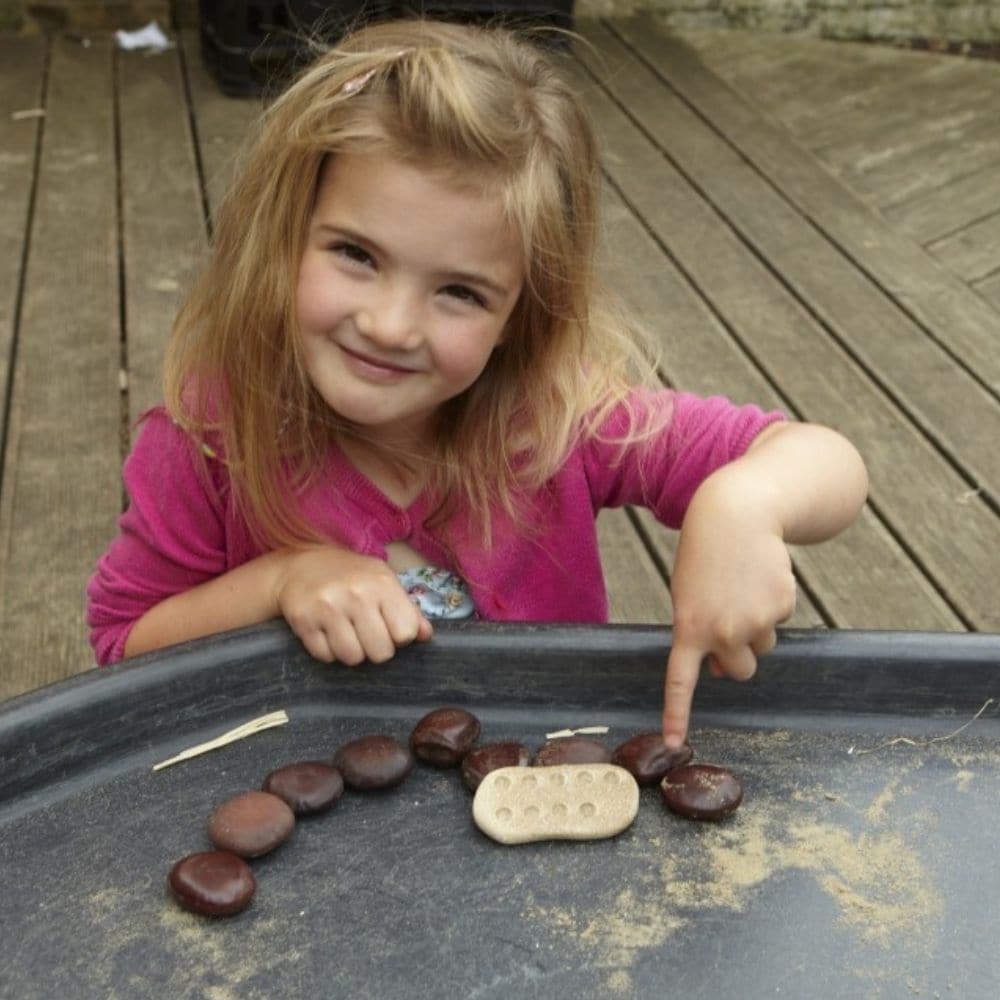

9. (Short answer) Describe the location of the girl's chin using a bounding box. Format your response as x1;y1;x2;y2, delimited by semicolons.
328;409;432;450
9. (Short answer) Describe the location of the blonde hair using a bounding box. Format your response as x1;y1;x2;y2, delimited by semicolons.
164;18;664;549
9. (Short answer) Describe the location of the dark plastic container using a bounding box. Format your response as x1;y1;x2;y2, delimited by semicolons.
398;0;573;32
1;623;998;996
199;0;574;96
199;0;385;96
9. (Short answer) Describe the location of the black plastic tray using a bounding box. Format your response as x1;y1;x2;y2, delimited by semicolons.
1;623;998;998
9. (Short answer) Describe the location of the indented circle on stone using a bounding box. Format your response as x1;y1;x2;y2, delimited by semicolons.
168;850;255;917
460;741;533;792
208;791;295;858
535;736;612;767
659;763;743;821
333;735;414;790
612;731;694;786
262;761;344;815
410;707;481;767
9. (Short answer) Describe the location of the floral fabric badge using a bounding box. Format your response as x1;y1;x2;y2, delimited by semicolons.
397;566;476;620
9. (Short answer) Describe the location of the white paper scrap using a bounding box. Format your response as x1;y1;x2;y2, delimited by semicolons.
114;21;174;53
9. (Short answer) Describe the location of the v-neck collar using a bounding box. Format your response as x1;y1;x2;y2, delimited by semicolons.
326;439;433;521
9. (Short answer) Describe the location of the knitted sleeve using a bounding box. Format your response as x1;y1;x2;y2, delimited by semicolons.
582;390;786;528
85;409;230;664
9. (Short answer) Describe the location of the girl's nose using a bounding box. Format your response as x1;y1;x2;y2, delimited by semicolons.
356;285;421;350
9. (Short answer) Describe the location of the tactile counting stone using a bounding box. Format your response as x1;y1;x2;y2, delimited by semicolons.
472;764;640;845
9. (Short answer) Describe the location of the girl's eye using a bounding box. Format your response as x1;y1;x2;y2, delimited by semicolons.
442;284;486;308
333;242;374;267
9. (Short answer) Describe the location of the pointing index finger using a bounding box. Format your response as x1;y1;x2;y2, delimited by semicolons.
662;642;702;748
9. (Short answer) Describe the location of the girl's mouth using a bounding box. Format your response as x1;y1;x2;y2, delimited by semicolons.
338;343;417;379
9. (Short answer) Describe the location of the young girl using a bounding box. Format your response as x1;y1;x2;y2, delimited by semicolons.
87;18;867;748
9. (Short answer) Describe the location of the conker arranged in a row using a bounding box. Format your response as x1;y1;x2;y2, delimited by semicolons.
167;706;742;917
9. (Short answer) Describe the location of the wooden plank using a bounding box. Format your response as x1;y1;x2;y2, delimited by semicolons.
684;31;956;137
0;37;121;699
179;29;261;217
799;58;1000;152
0;37;45;448
834;111;1000;211
815;101;1000;195
596;181;842;629
679;31;1000;248
882;160;1000;245
633;498;962;633
597;510;671;624
119;46;208;430
703;37;919;119
973;270;1000;312
582;19;1000;499
926;210;1000;284
600;19;1000;433
585;82;962;633
570;30;999;629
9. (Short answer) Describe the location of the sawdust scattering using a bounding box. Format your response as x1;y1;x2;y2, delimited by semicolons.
865;781;898;824
579;887;685;953
204;988;239;1000
158;909;305;993
951;770;974;792
786;820;937;947
604;969;633;995
529;886;687;994
668;806;940;947
663;810;771;912
527;789;943;980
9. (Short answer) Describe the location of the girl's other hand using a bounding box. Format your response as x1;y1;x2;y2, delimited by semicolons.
660;422;867;748
273;546;433;665
661;469;797;748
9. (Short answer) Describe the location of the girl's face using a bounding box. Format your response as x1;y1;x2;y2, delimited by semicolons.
296;152;524;450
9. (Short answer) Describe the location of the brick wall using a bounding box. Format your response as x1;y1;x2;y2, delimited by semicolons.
4;0;999;45
577;0;1000;44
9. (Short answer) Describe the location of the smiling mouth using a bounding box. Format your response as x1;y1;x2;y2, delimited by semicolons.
339;344;416;375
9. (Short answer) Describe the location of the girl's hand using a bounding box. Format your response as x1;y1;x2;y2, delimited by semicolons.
660;422;868;748
663;482;796;746
273;546;432;665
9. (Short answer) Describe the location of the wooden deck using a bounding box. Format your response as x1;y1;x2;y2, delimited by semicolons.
1;16;999;700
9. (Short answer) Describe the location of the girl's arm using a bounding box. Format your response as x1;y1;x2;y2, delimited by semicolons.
662;422;868;747
123;545;432;663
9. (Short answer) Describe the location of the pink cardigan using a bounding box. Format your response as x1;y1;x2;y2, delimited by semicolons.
87;392;783;663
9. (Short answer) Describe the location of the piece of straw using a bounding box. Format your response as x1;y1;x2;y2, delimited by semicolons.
544;725;610;739
847;698;995;756
153;710;289;771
